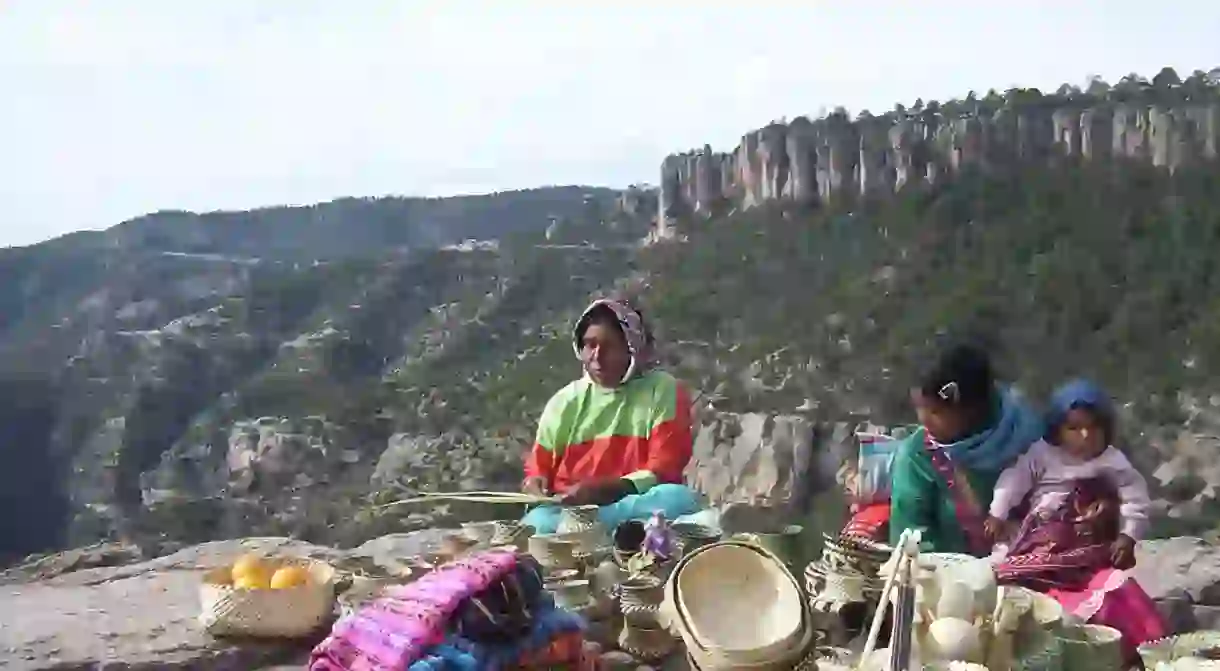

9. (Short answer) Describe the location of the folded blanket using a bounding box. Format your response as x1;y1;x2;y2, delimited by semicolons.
310;548;519;671
511;630;587;669
452;554;545;644
407;598;586;671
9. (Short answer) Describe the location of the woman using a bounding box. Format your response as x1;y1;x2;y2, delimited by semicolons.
833;344;1042;642
886;343;1045;554
991;380;1166;663
520;298;701;535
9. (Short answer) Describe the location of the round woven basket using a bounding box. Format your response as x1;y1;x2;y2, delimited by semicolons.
199;558;336;638
1012;629;1064;671
672;522;721;554
666;540;810;668
528;535;579;569
1057;624;1123;671
618;623;676;662
685;625;817;671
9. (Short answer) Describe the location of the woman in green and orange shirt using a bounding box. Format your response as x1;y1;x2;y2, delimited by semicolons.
520;298;701;535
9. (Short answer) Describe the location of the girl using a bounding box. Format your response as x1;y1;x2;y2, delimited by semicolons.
987;379;1151;581
886;343;1044;554
990;378;1165;664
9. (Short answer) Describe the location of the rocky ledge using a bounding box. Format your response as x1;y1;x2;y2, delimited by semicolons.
0;533;452;670
1;533;1219;670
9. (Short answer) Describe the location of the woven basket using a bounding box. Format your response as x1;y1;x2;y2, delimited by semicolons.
199;558;336;638
557;505;604;537
687;641;822;671
1012;630;1064;671
666;540;811;669
618;623;676;662
1056;624;1122;671
672;522;721;554
528;535;579;570
1138;631;1220;668
685;624;816;671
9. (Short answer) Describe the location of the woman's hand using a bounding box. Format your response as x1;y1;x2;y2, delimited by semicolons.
522;476;549;498
559;478;632;507
558;482;597;506
1110;534;1137;569
984;515;1014;542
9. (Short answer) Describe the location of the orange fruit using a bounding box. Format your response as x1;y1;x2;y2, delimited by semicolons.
269;565;311;589
231;554;269;583
234;573;270;590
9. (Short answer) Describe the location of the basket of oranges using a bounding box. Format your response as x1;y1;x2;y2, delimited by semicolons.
199;553;337;638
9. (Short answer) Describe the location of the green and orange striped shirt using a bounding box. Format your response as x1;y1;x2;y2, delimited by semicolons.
524;370;693;495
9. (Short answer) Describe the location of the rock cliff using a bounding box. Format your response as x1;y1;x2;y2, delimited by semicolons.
657;71;1220;234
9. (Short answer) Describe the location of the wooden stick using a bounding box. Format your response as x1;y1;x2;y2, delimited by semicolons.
858;529;922;671
406;490;558;502
891;553;915;671
373;492;559;510
859;529;908;668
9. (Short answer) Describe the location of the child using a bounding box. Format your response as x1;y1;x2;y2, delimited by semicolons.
989;380;1166;664
986;378;1151;573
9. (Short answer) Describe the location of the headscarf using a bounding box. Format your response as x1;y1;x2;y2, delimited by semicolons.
936;386;1045;473
1045;378;1115;443
571;298;655;385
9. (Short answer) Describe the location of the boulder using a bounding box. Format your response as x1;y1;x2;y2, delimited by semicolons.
686;413;816;510
1136;536;1220;634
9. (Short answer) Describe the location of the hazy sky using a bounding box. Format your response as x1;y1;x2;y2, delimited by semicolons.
2;2;1218;247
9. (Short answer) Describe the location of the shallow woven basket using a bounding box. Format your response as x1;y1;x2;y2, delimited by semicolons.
687;642;822;671
199;558;336;638
666;540;810;668
685;626;817;671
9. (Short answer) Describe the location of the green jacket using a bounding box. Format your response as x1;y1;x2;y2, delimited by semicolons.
887;427;1001;554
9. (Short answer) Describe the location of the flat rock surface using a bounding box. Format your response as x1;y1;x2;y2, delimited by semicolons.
0;569;315;670
0;534;450;670
1135;536;1220;604
4;532;1212;669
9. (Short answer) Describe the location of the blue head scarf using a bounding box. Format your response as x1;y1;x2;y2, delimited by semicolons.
1045;378;1115;443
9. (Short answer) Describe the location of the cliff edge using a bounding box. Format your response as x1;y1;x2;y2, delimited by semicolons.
657;69;1220;235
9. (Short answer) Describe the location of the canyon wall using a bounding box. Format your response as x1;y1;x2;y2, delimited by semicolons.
657;88;1220;234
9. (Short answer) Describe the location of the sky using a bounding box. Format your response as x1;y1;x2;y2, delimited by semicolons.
1;2;1218;247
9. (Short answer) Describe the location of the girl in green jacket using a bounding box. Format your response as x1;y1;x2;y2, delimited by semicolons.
887;344;1045;555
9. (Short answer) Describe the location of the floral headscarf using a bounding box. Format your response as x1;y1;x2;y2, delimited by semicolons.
572;298;656;385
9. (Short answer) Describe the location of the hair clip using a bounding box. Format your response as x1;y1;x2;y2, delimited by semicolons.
938;381;960;403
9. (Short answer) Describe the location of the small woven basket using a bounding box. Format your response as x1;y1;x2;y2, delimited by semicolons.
199;558;336;638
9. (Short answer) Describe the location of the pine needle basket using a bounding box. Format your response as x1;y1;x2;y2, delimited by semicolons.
199;558;336;639
665;540;812;669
